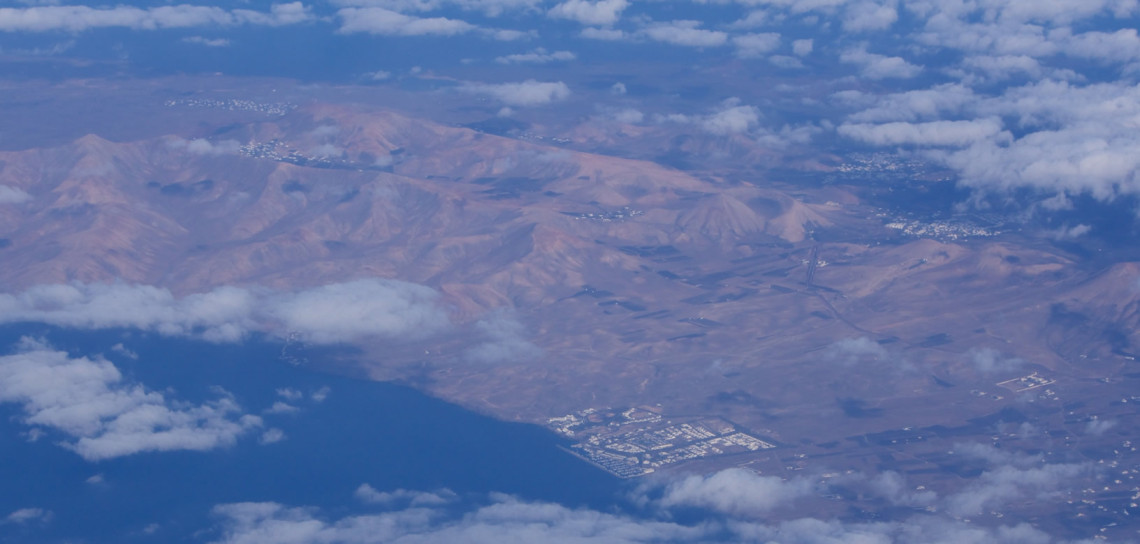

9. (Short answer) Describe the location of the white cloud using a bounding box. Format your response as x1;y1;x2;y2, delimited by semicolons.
110;343;138;360
838;118;1007;147
331;0;542;17
337;7;476;35
354;484;456;506
463;311;542;364
264;402;300;414
262;280;451;343
547;0;628;26
654;468;814;516
0;2;311;32
823;336;889;366
168;137;241;156
276;388;304;401
309;143;344;157
960;54;1043;81
208;466;1094;544
927;80;1140;202
732;32;780;58
964;348;1025;374
943;461;1089;517
311;386;331;403
842;83;977;123
0;338;262;461
0;279;452;344
839;47;923;79
0;184;31;204
1064;28;1140;64
1085;417;1117;436
642;20;727;48
656;99;763;136
842;0;897;31
580;26;625;40
0;283;258;342
461;79;571;106
494;48;575;64
792;38;813;56
182;36;230;47
3;508;51;525
259;428;286;444
729;10;769;29
236;3;312;27
702;104;760;135
613;108;644;123
488;28;533;40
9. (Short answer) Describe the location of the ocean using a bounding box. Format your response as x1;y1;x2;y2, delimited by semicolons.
0;324;625;542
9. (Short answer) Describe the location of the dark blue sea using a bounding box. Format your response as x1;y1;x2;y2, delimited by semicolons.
0;324;625;543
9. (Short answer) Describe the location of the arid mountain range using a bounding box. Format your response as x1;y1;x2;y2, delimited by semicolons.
2;92;1138;492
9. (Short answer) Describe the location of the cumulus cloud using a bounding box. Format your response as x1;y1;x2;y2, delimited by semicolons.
580;26;625;40
494;48;575;64
208;470;1095;544
768;55;803;69
0;2;311;32
265;280;450;343
837;80;1140;204
259;428;286;444
331;0;542;17
264;402;299;415
823;336;889;366
0;184;31;204
842;0;897;32
210;495;704;544
182;36;230;47
792;38;813;56
838;118;1007;147
943;461;1089;517
337;7;476;35
463;310;542;364
1085;417;1117;436
964;348;1025;374
654;468;814;516
0;338;262;461
840;84;976;123
354;484;457;506
311;386;331;403
3;508;51;525
702;104;760;135
732;32;780;58
728;10;768;30
642;20;727;48
960;54;1043;81
547;0;628;26
276;388;304;401
862;471;937;507
0;283;258;342
0;279;452;344
937;443;1094;518
461;79;571;106
657;99;762;136
613;108;644;123
168;137;241;155
839;47;923;79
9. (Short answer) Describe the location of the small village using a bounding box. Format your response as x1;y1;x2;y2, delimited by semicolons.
164;97;297;116
548;406;775;478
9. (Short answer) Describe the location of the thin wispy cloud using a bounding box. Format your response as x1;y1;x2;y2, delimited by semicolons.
0;3;311;32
